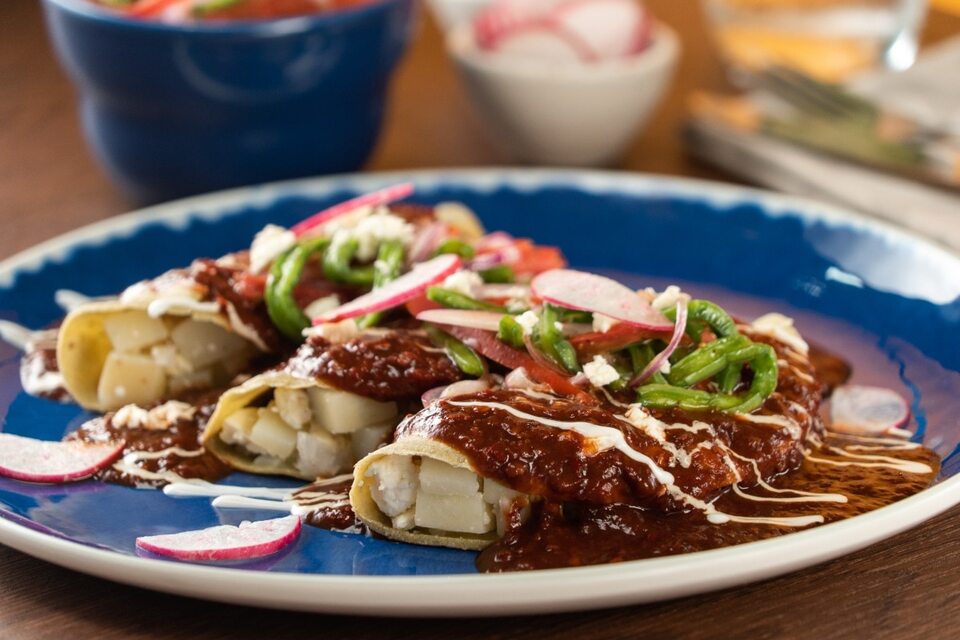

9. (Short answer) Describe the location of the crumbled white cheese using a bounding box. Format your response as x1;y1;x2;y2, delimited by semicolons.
515;311;540;336
592;313;619;333
659;359;672;375
751;313;809;354
145;401;197;429
112;404;150;429
441;270;484;298
331;210;415;262
583;355;620;388
652;285;684;311
113;401;196;431
249;224;296;274
624;404;667;442
303;318;359;343
303;295;341;321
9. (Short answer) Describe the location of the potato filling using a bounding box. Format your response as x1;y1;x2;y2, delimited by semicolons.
98;313;253;410
219;387;397;477
365;456;530;537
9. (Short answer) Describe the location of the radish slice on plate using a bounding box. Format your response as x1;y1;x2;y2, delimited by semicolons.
417;309;505;332
313;255;462;324
0;434;124;483
290;183;415;237
136;515;301;562
830;385;910;435
531;269;672;330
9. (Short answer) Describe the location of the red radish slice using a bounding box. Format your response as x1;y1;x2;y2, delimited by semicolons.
532;269;672;330
417;309;505;332
313;255;462;324
0;434;124;483
137;515;301;562
630;297;688;387
290;183;415;237
830;385;910;435
552;0;650;59
446;326;593;402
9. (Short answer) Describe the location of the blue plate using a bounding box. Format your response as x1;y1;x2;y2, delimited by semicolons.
0;170;958;616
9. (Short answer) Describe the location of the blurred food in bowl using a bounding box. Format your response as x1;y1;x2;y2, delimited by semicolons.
42;0;416;203
426;0;492;30
701;0;928;84
446;0;678;166
88;0;377;21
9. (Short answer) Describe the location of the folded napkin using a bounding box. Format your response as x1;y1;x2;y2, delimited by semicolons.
687;37;960;253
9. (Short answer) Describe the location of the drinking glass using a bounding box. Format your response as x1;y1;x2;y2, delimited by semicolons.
701;0;928;83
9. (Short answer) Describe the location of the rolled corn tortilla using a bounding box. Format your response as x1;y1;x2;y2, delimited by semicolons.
57;297;261;412
350;438;527;551
203;370;397;481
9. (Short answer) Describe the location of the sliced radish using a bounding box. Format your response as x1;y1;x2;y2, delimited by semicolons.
417;309;505;332
830;385;910;435
313;255;462;324
531;269;671;330
552;0;651;59
136;515;301;562
475;0;651;62
290;183;415;237
630;297;688;387
0;434;124;483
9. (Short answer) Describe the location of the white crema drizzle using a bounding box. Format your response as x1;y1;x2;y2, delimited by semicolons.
165;474;353;518
147;297;221;318
446;399;822;528
112;447;207;486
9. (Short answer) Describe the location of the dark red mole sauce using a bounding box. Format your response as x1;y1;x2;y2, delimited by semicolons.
390;338;938;572
68;393;232;488
284;331;464;402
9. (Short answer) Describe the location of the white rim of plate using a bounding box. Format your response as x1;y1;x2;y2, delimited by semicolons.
0;168;958;617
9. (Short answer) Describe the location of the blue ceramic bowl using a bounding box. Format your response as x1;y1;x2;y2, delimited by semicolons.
41;0;416;203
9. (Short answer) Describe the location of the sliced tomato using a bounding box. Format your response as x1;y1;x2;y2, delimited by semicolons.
445;327;594;402
510;240;566;276
129;0;190;17
570;323;671;357
233;273;266;301
405;294;441;318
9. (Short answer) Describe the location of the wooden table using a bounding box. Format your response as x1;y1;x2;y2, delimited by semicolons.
2;1;959;637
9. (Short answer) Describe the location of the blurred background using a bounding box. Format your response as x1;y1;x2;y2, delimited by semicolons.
3;0;960;255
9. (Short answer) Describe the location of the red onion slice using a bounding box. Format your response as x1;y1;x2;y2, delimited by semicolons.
523;333;568;376
630;297;688;387
830;385;910;435
417;309;505;332
313;255;462;324
291;183;415;237
409;222;448;264
136;515;301;562
531;269;672;330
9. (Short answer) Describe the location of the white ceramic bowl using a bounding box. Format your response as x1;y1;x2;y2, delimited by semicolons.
446;22;680;166
426;0;492;30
